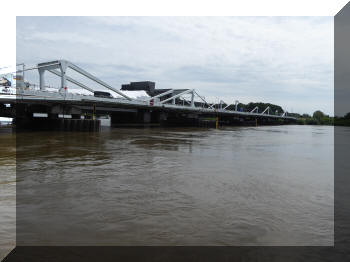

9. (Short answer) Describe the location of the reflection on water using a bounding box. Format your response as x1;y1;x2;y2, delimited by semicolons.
0;128;16;260
3;125;335;247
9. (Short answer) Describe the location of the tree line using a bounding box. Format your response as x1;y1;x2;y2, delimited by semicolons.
222;101;350;126
288;111;350;126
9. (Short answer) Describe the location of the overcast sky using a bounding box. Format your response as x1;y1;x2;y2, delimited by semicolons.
17;16;334;115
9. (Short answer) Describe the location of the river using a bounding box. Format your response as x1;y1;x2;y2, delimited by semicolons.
0;125;335;258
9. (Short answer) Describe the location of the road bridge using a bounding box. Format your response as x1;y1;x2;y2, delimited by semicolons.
0;60;296;130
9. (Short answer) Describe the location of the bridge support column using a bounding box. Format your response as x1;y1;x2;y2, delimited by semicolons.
48;113;58;119
59;61;68;94
161;113;200;127
191;92;195;107
142;111;151;123
158;112;167;122
39;69;46;91
71;114;81;119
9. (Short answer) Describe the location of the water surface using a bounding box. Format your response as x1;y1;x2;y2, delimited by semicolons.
0;128;15;260
2;125;335;249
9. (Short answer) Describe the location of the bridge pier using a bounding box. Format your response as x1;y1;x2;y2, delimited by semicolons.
137;109;151;124
110;112;137;126
110;109;164;127
71;114;81;119
161;112;199;127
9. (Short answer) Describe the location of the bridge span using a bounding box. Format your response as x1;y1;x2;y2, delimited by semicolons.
0;60;296;130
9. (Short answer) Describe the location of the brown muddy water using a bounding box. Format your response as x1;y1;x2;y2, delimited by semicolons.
0;125;334;255
0;128;16;260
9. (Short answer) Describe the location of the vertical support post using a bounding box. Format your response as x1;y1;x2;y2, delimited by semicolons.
191;91;195;107
172;98;176;105
39;69;45;91
216;116;219;129
59;61;68;94
92;104;96;120
235;100;239;111
22;64;25;83
256;118;258;127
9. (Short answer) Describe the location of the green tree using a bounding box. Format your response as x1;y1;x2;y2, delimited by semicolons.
313;110;325;122
344;112;350;119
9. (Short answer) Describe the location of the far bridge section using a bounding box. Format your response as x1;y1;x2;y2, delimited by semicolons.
0;59;297;131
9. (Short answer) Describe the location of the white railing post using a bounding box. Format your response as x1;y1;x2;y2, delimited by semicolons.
39;69;45;91
191;90;195;107
59;60;68;94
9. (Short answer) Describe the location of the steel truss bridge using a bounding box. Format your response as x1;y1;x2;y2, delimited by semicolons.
0;60;296;123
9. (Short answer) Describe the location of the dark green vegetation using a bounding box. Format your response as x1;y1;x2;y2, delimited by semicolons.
290;111;350;126
334;112;350;126
228;101;349;126
289;111;334;126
